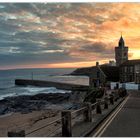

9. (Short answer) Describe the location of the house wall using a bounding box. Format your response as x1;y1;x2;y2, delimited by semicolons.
89;66;106;87
120;64;140;84
120;65;135;82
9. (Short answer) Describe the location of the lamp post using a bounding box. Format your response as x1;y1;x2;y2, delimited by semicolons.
31;72;33;80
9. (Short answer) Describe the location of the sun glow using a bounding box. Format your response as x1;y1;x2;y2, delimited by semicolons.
0;3;140;70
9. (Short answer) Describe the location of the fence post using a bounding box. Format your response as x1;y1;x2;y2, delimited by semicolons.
104;97;108;109
114;95;118;102
83;102;92;122
109;95;114;105
8;130;25;137
61;110;72;137
96;99;102;114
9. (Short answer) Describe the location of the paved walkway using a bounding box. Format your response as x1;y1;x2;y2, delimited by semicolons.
71;97;124;137
101;90;140;137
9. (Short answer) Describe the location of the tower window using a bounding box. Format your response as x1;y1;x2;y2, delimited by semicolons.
124;52;127;56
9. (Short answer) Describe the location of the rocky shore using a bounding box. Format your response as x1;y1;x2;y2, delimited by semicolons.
0;91;86;115
0;84;107;137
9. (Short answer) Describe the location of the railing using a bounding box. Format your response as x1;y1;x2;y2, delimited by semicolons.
25;117;62;137
8;116;62;137
7;90;126;137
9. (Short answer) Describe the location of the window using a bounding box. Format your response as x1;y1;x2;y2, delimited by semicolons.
124;52;127;56
125;75;127;82
130;66;133;73
130;75;133;82
124;67;127;72
135;65;140;73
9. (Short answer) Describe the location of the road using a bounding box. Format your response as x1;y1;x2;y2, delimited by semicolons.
93;90;140;137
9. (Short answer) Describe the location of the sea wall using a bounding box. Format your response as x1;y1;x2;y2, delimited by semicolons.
15;79;89;91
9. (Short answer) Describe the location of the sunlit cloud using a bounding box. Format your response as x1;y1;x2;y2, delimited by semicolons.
0;3;140;69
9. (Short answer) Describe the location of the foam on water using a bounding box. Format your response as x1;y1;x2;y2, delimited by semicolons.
21;86;71;94
0;93;17;100
0;86;71;100
0;68;88;100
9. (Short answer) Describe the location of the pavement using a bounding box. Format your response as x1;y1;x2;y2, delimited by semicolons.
101;90;140;137
70;97;125;137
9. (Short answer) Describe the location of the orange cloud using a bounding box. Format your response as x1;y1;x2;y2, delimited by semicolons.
1;3;140;70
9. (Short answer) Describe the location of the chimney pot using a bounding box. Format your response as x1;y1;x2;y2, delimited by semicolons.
96;62;99;66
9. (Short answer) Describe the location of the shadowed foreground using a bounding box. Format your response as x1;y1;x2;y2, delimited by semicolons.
101;90;140;137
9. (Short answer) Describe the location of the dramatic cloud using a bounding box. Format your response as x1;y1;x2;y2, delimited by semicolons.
65;41;114;61
0;3;140;69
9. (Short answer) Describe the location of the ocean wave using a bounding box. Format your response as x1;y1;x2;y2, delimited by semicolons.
0;86;16;91
21;86;71;94
0;93;17;100
0;86;71;100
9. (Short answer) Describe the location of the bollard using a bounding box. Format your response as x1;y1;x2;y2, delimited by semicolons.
96;100;102;114
104;97;108;109
114;96;118;102
61;110;72;137
109;95;114;105
84;102;92;122
8;130;25;137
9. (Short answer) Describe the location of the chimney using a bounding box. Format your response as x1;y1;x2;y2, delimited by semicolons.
96;62;99;66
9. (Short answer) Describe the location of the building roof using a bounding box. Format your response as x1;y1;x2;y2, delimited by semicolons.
119;35;125;47
100;65;120;81
71;65;120;82
120;59;140;66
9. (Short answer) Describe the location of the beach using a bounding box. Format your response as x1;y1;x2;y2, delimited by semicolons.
0;91;87;137
0;68;89;137
0;110;60;137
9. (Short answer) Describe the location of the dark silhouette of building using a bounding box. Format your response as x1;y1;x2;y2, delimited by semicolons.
116;36;140;84
120;59;140;83
89;62;106;87
71;62;120;87
115;35;128;66
71;35;140;86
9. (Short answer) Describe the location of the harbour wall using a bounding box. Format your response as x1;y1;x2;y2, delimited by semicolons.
15;79;89;91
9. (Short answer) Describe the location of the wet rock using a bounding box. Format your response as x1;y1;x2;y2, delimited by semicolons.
0;106;8;115
0;92;72;115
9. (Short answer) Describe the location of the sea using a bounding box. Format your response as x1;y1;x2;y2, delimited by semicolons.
0;68;89;100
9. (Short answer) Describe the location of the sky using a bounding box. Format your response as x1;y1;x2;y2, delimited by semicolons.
0;3;140;70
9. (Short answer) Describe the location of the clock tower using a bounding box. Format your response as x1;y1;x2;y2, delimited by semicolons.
115;35;128;66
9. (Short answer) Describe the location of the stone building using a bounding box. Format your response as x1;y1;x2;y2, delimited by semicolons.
89;62;107;87
71;35;140;86
120;60;140;84
115;35;128;66
71;61;119;87
114;36;140;84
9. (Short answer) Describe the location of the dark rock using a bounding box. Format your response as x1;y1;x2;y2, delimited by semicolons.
0;92;73;115
0;106;8;115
